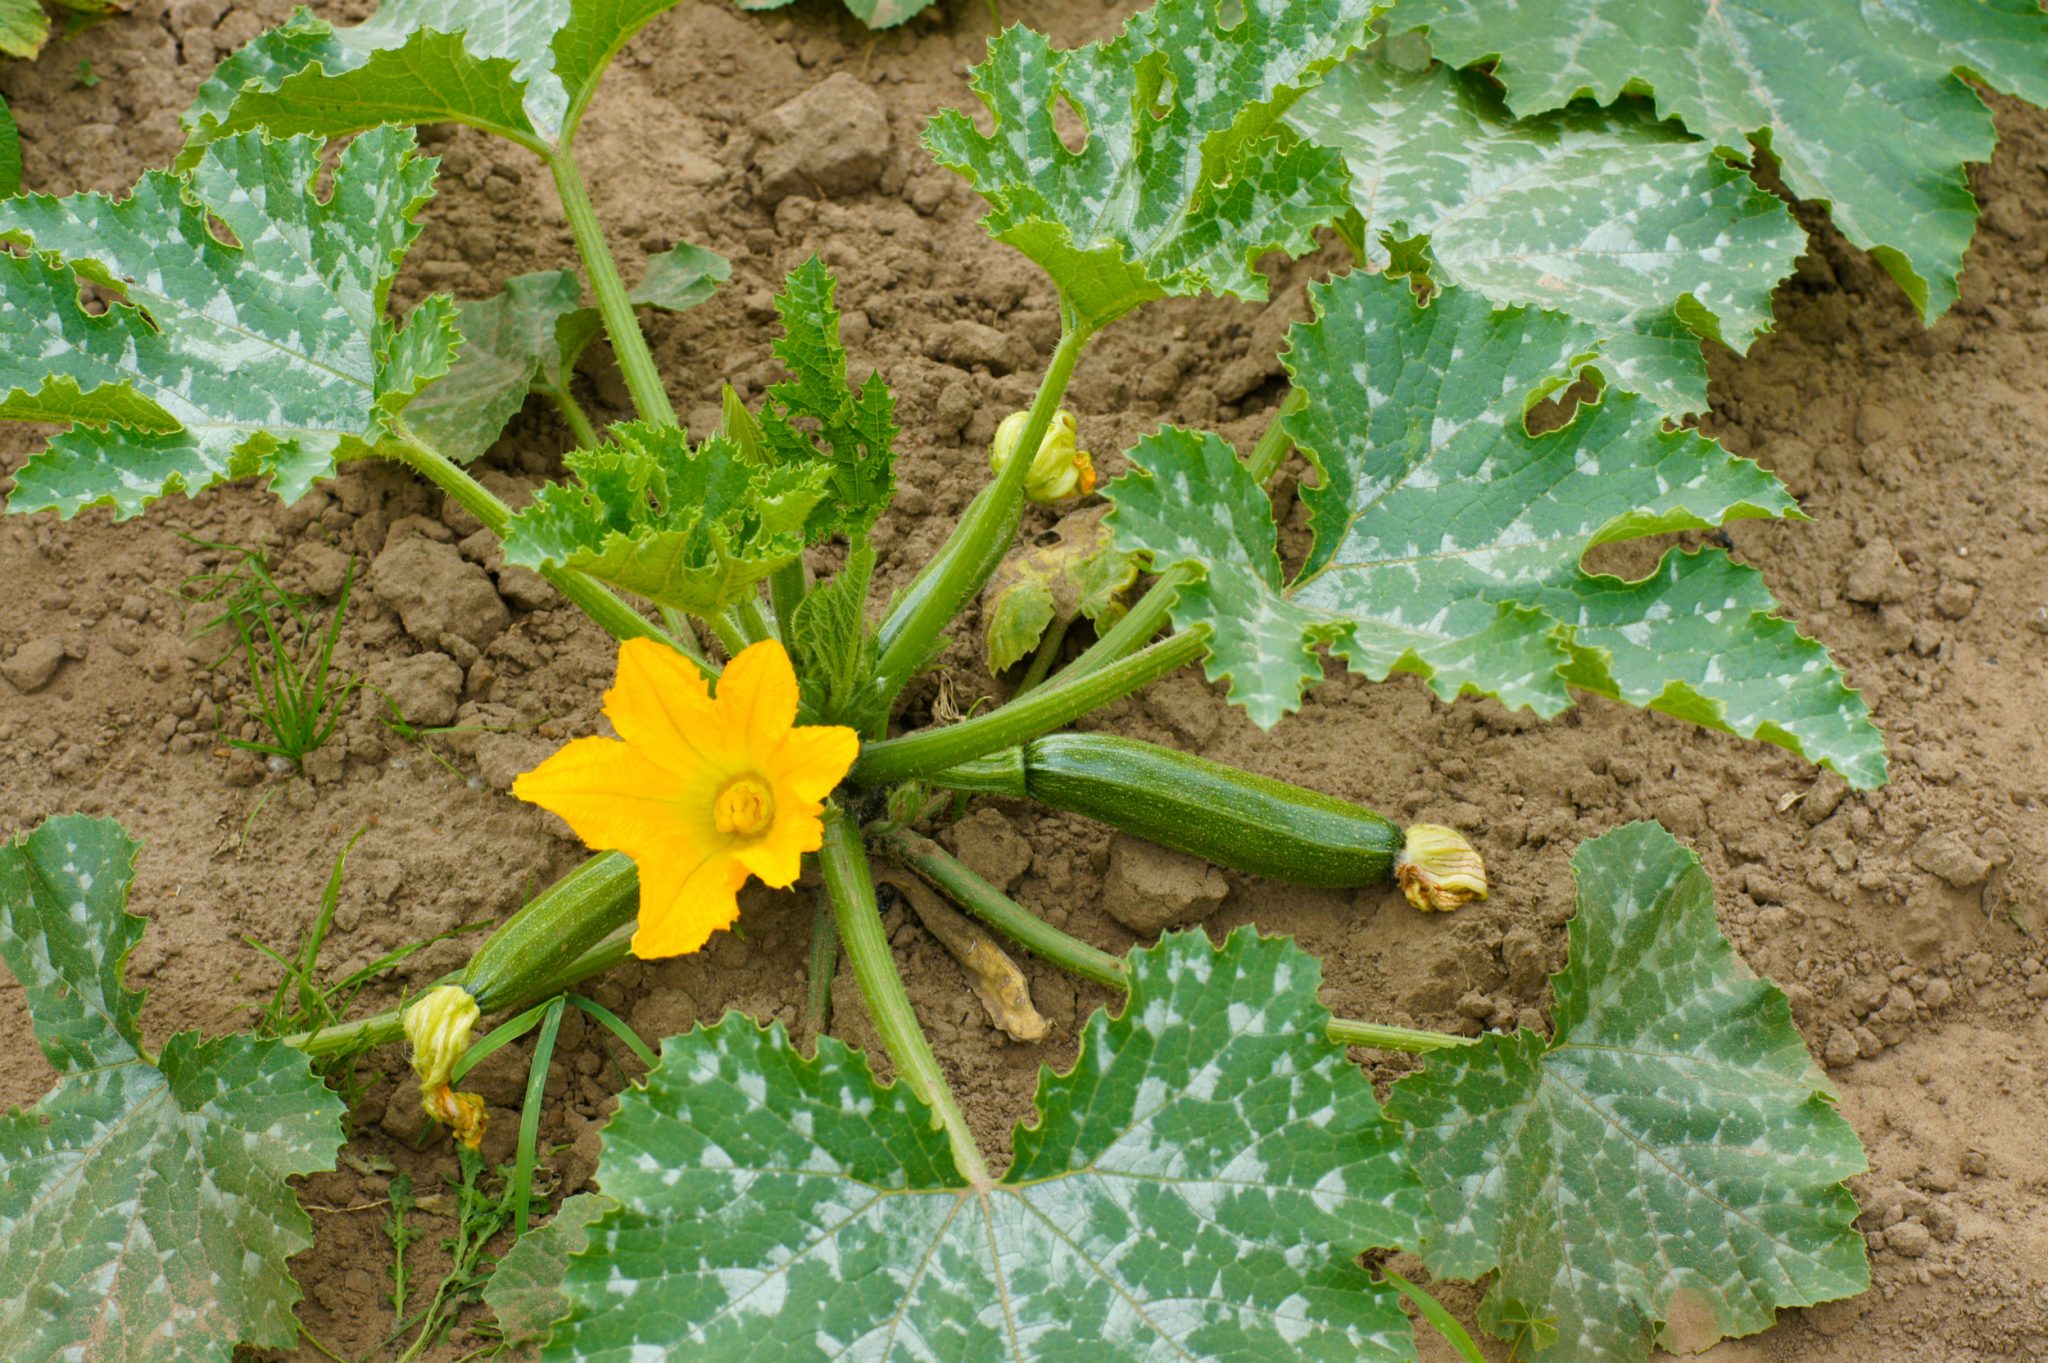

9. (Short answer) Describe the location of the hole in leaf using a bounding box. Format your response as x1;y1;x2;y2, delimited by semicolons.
1217;0;1245;29
1053;92;1088;155
205;214;242;250
1523;366;1604;437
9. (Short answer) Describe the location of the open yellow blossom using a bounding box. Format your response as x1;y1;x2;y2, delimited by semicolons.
512;638;858;959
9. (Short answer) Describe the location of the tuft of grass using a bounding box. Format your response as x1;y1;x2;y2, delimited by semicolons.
244;827;488;1109
170;534;313;660
227;558;361;770
385;1147;546;1363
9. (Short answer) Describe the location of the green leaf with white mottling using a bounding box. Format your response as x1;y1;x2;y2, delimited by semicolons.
486;1192;612;1351
1287;42;1805;415
541;929;1422;1362
757;256;897;541
1106;271;1887;787
0;815;346;1363
0;126;454;520
924;0;1379;330
0;0;47;59
408;242;728;463
1385;0;2048;323
1387;821;1870;1362
503;419;826;617
183;0;684;158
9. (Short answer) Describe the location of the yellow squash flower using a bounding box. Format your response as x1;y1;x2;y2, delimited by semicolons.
513;637;858;959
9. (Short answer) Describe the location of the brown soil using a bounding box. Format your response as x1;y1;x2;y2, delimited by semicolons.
3;3;2046;1360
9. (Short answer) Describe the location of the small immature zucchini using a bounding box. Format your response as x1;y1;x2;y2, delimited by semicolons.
460;850;640;1010
938;733;1404;888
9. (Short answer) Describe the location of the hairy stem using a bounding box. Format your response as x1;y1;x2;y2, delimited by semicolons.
870;315;1092;707
547;148;678;428
882;829;1469;1055
851;630;1204;787
542;383;604;450
1062;389;1303;680
386;427;703;662
822;810;989;1181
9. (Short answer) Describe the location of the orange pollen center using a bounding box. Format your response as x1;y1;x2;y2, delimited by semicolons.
713;775;776;838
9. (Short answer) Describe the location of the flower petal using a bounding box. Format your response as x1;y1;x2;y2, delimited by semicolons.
603;637;727;774
512;736;712;854
631;854;749;959
769;723;860;804
733;794;826;889
716;639;800;758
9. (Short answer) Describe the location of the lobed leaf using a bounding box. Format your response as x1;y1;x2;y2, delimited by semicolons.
757;255;898;542
538;929;1422;1361
1387;821;1870;1362
0;125;453;519
486;1192;612;1350
0;815;346;1363
407;242;729;463
924;0;1379;329
502;419;827;617
0;0;47;60
1287;39;1806;414
184;0;685;157
1106;270;1887;787
790;538;882;729
1384;0;2048;324
734;0;936;28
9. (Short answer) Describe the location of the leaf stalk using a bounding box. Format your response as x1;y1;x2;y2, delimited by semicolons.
546;148;679;429
821;809;990;1183
850;629;1205;787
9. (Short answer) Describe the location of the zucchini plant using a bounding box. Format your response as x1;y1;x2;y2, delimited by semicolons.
2;0;2041;1359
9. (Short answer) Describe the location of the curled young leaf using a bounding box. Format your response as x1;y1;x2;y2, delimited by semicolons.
0;126;454;520
1388;821;1870;1362
1106;270;1888;788
184;0;689;158
0;816;346;1363
536;930;1422;1362
757;255;898;542
1384;0;2048;324
1288;39;1806;415
503;420;827;618
925;0;1378;329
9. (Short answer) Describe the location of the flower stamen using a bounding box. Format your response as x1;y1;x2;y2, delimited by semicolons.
713;774;776;838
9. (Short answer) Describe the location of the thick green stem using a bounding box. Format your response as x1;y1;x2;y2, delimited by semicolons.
387;428;702;662
850;630;1204;787
871;317;1092;706
769;556;809;643
821;810;989;1183
547;148;678;429
1061;390;1303;681
732;595;775;647
881;830;1468;1055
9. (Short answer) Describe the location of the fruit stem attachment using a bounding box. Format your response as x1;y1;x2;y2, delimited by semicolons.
821;808;989;1183
880;828;1470;1055
850;629;1205;787
546;147;679;429
870;311;1093;709
385;425;705;664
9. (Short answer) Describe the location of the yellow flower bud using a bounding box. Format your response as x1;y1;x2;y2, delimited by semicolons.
991;409;1095;504
403;985;488;1148
1396;824;1488;912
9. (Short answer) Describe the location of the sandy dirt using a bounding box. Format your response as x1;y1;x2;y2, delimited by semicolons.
2;2;2045;1360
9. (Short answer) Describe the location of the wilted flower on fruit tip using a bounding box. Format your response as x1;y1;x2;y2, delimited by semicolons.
991;409;1096;503
403;984;487;1148
513;638;859;960
1395;824;1488;912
